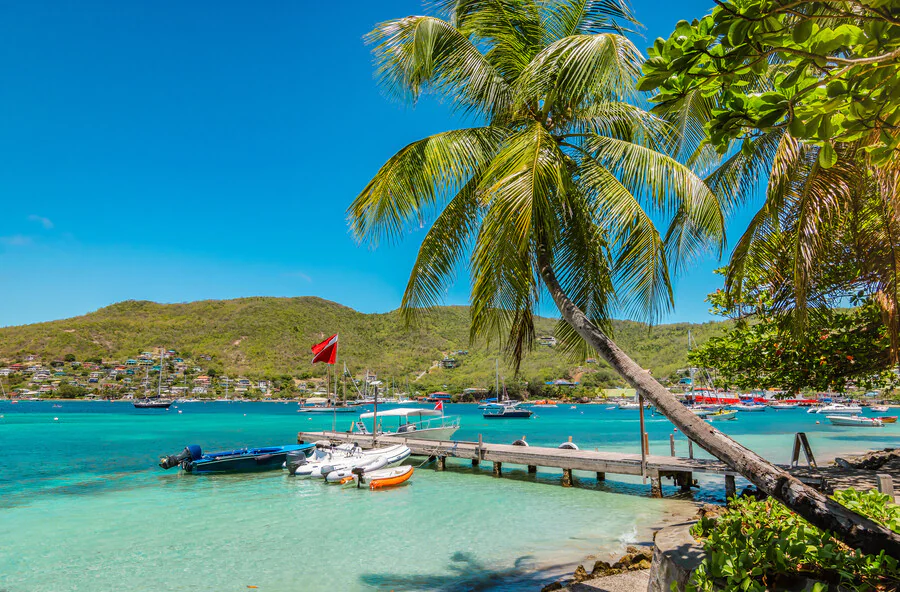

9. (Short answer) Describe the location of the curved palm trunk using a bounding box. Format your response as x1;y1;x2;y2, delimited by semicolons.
537;252;900;557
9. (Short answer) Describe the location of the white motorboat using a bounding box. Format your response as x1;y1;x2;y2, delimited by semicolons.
690;408;711;417
617;402;642;410
727;403;766;412
807;404;862;415
769;403;799;410
871;405;890;412
324;455;389;483
356;408;460;440
706;410;737;421
826;415;883;427
289;443;410;478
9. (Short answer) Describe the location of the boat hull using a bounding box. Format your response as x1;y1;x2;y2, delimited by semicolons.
826;415;883;427
134;400;172;409
385;426;460;440
483;410;533;419
365;465;413;490
185;445;313;474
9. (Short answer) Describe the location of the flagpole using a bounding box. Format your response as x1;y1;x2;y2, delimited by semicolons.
331;335;339;432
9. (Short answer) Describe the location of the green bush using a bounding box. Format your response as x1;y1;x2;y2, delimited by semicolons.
687;491;899;592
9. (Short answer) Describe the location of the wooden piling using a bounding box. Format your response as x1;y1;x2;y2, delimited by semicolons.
688;440;694;459
472;458;480;467
643;432;650;455
436;456;446;471
562;468;573;487
877;474;895;497
596;472;605;481
670;434;675;457
493;461;502;476
725;475;736;499
650;476;662;498
527;465;537;474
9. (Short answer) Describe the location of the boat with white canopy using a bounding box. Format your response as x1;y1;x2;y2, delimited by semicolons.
355;408;461;440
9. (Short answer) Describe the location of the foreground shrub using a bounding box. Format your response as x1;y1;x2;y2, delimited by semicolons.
687;490;899;591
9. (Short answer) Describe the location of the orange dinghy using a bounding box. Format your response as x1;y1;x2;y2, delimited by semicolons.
366;465;413;490
879;416;898;424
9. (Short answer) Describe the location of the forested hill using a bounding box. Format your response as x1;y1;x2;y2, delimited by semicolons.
0;297;728;388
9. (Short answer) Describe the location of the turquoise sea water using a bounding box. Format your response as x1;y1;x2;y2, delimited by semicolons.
0;401;896;592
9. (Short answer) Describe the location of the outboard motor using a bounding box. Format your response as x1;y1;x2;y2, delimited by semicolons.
159;445;202;470
285;448;311;476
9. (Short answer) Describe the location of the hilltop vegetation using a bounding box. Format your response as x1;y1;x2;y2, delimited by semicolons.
0;297;728;390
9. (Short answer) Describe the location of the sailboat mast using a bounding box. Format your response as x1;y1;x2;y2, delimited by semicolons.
157;347;164;398
495;359;499;400
688;330;695;401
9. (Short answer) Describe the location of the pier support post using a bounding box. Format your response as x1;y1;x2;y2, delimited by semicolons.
493;461;502;476
562;468;573;487
677;472;693;492
670;434;675;457
472;458;480;467
725;475;736;500
688;440;694;459
650;476;662;498
877;474;895;497
436;456;446;471
527;465;537;474
643;432;650;455
596;472;605;482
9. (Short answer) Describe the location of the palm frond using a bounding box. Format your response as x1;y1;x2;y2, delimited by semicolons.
348;127;508;246
469;122;573;369
550;191;615;359
540;0;639;43
576;152;673;322
366;16;512;120
582;134;726;272
434;0;544;82
515;33;642;119
562;100;670;146
401;176;482;321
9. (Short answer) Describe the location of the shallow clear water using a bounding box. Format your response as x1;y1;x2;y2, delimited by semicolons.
0;401;895;591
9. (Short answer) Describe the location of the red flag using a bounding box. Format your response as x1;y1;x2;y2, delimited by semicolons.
311;334;338;365
434;401;443;412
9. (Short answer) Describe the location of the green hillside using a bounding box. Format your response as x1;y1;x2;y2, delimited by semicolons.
0;297;728;390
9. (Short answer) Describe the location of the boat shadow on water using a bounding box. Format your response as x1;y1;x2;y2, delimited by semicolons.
360;551;570;591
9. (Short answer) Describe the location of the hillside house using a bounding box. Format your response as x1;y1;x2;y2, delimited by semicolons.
191;387;208;395
440;357;459;369
194;375;211;385
538;336;558;347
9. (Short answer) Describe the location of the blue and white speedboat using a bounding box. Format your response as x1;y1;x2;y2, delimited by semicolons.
159;443;315;474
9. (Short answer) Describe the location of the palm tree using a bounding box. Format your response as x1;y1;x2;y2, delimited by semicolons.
348;0;900;554
721;137;899;360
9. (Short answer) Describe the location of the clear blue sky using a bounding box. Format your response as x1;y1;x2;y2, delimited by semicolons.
0;0;753;328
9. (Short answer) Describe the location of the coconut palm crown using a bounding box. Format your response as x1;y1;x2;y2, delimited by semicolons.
348;0;726;366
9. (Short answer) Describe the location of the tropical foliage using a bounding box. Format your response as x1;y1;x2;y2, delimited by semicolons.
641;0;900;366
689;491;900;592
689;298;898;393
640;0;900;164
350;0;729;368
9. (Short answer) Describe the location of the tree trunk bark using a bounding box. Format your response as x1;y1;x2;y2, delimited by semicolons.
537;251;900;558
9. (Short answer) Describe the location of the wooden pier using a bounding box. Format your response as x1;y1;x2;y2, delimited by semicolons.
298;430;898;500
298;430;751;497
